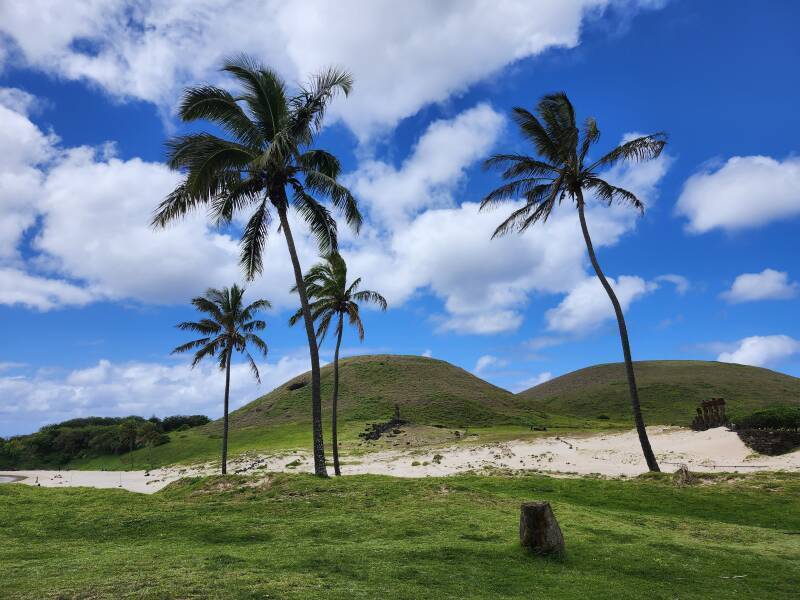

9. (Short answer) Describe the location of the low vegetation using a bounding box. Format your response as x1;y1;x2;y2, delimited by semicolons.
518;360;800;425
731;406;800;431
0;415;209;469
1;472;798;598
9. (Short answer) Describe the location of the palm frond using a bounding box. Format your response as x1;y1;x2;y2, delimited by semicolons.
302;170;362;233
177;85;263;147
151;183;202;228
510;107;560;164
240;200;271;280
222;54;288;142
243;350;261;384
578;117;600;163
585;177;644;211
351;290;388;310
290;188;337;254
171;337;211;355
590;133;667;170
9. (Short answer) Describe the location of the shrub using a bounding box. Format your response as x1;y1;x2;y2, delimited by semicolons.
732;406;800;431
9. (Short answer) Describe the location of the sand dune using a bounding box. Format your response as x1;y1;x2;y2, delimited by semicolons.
2;426;797;494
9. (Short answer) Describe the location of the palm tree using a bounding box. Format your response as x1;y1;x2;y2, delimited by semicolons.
152;56;361;477
172;285;270;475
481;92;665;472
289;253;387;475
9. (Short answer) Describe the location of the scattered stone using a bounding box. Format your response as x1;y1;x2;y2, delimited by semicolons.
672;464;698;486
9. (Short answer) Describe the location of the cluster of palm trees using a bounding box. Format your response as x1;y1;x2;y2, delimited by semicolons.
155;55;666;477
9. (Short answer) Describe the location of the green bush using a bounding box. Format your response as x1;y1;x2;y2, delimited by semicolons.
732;406;800;431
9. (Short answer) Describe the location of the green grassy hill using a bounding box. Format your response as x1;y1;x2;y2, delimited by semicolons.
516;360;800;425
223;354;521;430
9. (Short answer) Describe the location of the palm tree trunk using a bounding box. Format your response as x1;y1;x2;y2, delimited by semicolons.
222;345;232;475
576;192;660;472
276;204;328;477
332;313;344;476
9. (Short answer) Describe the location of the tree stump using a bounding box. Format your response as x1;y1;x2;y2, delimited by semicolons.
519;502;565;555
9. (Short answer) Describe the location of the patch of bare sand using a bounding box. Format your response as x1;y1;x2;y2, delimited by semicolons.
2;426;797;494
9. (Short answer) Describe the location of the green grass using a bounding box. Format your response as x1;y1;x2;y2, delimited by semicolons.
1;472;798;598
518;360;800;425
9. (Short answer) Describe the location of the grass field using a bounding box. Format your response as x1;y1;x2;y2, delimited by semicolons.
518;360;800;425
1;471;798;599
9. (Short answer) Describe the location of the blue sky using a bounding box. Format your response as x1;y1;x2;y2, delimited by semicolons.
1;0;799;436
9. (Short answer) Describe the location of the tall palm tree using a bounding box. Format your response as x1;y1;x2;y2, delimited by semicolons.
481;92;665;472
152;56;361;477
172;285;270;475
289;253;387;475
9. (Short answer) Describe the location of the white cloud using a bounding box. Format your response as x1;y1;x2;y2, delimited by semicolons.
349;104;504;225
721;268;798;304
717;335;800;367
676;156;800;233
0;355;310;437
0;0;664;138
655;273;689;295
343;123;671;336
0;95;322;311
545;275;657;333
0;268;94;310
473;354;508;374
421;349;433;358
512;371;553;392
0;93;57;259
0;86;670;336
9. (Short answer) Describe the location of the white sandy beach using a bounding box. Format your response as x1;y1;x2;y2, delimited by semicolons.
2;426;798;494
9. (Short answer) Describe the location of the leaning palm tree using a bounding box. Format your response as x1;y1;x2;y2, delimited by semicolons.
172;285;270;475
289;253;387;475
153;56;361;477
481;92;665;472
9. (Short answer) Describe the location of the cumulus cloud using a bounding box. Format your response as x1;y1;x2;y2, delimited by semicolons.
0;93;56;259
0;268;94;310
473;354;508;374
655;273;690;295
0;94;323;311
512;371;553;392
721;268;798;304
0;85;670;336
348;103;504;226
717;335;800;367
0;355;310;437
545;275;657;333
676;156;800;233
0;0;663;138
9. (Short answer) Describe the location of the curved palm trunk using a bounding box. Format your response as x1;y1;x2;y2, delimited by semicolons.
276;203;328;477
332;313;344;476
221;346;232;475
576;192;660;472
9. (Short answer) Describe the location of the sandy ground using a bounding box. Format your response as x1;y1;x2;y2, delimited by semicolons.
2;426;798;494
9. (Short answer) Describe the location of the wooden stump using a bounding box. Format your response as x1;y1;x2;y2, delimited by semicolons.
519;502;565;555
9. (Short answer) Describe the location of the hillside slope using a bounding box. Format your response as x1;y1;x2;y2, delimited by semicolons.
224;354;521;429
516;360;800;425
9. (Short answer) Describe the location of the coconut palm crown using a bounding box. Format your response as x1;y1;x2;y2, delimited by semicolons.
153;55;361;476
172;285;270;474
481;92;666;472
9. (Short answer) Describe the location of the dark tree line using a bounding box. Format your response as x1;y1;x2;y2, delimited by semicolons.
0;414;209;469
